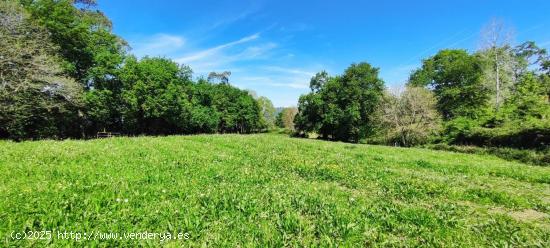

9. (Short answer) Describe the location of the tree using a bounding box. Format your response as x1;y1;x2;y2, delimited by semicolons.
513;41;548;76
276;107;298;130
513;41;550;103
207;71;231;84
83;88;122;134
378;87;441;146
256;96;276;129
21;0;127;87
210;83;263;133
502;73;550;120
543;60;550;76
409;50;489;120
17;0;128;137
309;71;329;92
293;71;331;134
117;56;194;135
543;74;550;104
0;0;83;140
295;62;385;142
478;18;515;111
1;0;268;140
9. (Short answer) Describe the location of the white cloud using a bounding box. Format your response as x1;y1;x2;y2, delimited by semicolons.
209;9;257;30
268;82;309;89
232;69;316;107
240;76;309;89
235;42;278;60
130;34;186;58
235;66;314;90
174;34;280;74
126;31;317;107
175;33;260;64
262;66;315;76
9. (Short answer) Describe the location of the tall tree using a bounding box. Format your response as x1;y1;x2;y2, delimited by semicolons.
210;83;263;133
479;18;515;111
21;0;127;87
256;96;277;129
118;56;194;135
0;1;83;139
409;50;489;120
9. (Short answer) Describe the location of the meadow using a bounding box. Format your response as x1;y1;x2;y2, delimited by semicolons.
0;134;549;247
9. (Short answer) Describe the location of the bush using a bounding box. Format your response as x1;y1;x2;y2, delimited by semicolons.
377;87;442;147
443;117;550;149
466;126;550;149
442;117;482;144
426;143;550;166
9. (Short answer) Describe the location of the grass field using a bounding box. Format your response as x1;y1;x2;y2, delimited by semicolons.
1;134;549;246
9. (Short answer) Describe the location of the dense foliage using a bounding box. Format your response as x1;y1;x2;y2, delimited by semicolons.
21;0;127;86
0;1;83;140
0;0;266;140
2;0;549;156
409;50;489;120
295;64;385;142
408;42;550;151
295;42;549;155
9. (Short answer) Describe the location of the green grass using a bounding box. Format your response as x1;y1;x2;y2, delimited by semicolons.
1;134;549;247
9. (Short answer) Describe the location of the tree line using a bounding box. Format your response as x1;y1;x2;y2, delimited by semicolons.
0;0;274;140
2;0;549;151
295;20;550;150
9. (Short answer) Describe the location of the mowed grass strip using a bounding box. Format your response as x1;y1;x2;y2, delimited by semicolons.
0;134;549;247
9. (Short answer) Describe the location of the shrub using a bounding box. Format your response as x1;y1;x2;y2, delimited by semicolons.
426;143;550;166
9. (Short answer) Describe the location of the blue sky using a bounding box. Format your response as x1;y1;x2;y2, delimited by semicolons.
98;0;550;107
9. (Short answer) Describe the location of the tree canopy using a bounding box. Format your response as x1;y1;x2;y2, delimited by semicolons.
295;63;385;142
0;0;268;140
409;50;489;120
2;0;549;153
0;1;83;140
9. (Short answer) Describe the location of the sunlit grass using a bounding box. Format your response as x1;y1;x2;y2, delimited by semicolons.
1;134;549;246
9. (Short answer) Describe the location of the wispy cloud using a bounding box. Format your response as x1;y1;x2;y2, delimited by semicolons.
173;33;281;74
184;45;278;73
175;33;260;64
209;9;257;30
126;30;318;107
129;31;284;76
130;34;186;58
232;67;318;107
239;75;310;89
262;66;315;76
268;82;310;89
236;66;316;90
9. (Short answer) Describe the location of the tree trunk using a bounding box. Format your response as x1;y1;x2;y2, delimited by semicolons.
495;50;501;111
